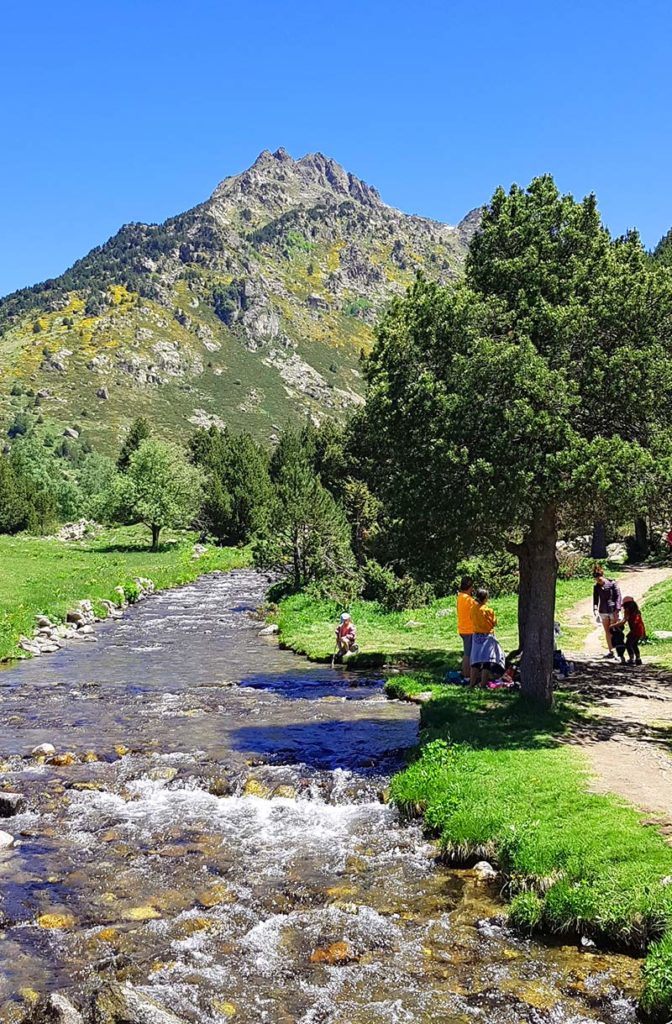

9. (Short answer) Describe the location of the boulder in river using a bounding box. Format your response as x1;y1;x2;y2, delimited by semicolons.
0;792;26;817
32;743;56;757
0;830;15;849
27;992;84;1024
90;982;188;1023
473;860;498;880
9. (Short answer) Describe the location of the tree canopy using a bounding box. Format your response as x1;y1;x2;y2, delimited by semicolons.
112;439;204;549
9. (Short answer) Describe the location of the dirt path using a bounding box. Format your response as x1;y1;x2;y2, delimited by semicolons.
561;566;672;832
563;564;672;659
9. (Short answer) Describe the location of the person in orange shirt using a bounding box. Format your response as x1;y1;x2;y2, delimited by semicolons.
470;588;505;686
456;576;476;680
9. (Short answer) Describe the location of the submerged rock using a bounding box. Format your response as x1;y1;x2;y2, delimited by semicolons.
196;882;235;908
90;983;188;1023
272;785;297;799
48;753;77;768
242;778;271;798
208;777;232;797
36;912;76;929
28;992;84;1023
310;941;356;964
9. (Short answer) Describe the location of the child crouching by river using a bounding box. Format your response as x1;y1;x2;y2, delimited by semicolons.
470;588;506;687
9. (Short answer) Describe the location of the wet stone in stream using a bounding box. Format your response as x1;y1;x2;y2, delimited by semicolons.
0;571;642;1023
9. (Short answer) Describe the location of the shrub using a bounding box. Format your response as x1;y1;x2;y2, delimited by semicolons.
556;549;595;580
509;892;544;931
361;559;434;611
453;552;518;597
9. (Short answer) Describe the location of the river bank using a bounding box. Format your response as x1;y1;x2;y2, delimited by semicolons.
273;581;672;1020
0;526;250;662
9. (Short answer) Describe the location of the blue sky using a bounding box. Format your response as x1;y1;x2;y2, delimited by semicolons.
2;0;671;296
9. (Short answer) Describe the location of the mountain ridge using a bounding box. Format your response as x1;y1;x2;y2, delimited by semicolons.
0;149;478;449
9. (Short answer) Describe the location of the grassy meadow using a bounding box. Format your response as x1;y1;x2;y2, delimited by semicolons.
275;577;593;667
0;526;250;661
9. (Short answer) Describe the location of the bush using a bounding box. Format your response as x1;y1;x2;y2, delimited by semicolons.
556;549;596;580
453;552;518;597
361;559;434;611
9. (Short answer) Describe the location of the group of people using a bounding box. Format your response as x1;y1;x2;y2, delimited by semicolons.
593;572;646;665
457;576;506;685
332;570;648;679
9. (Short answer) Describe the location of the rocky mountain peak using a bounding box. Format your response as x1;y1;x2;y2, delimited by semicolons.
208;148;383;225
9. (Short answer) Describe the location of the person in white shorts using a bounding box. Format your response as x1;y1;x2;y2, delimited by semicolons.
592;574;622;659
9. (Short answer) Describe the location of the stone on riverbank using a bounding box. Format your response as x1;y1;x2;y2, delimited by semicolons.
258;624;279;635
0;830;15;849
0;792;26;817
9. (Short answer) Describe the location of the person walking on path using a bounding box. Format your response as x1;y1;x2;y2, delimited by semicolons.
456;576;476;681
470;588;505;686
593;574;622;658
620;596;646;666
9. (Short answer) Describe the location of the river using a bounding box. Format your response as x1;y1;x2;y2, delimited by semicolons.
0;570;641;1023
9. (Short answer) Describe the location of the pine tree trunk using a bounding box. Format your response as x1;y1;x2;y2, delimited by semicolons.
518;506;558;708
151;524;161;551
590;520;607;560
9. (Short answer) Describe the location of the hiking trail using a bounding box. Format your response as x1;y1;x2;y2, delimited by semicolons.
562;566;672;834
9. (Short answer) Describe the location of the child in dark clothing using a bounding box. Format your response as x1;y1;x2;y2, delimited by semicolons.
609;622;627;664
621;597;646;666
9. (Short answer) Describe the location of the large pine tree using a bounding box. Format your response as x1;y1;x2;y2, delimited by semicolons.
361;176;672;706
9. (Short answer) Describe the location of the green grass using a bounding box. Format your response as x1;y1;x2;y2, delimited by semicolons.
0;526;250;662
385;679;672;1019
643;578;672;669
275;578;592;667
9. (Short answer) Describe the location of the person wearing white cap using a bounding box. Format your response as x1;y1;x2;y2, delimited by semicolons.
335;612;357;659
